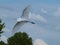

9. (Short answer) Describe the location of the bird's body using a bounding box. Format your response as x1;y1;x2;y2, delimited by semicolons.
13;5;35;32
17;18;27;22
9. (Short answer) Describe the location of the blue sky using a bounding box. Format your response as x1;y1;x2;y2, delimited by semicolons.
0;0;60;45
0;0;59;4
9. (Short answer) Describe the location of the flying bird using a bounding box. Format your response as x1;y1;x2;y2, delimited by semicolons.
13;5;35;32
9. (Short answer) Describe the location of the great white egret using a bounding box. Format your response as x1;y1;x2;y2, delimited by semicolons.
13;5;35;32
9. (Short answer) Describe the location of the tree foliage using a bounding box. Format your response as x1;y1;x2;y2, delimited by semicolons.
0;19;5;36
7;32;33;45
0;19;6;45
0;41;7;45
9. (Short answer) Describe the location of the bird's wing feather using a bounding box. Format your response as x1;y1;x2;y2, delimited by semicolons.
21;5;31;19
13;21;28;32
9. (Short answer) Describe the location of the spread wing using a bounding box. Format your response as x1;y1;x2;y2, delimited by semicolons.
21;5;31;19
13;21;28;32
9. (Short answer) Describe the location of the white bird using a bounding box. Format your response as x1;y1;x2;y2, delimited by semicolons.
13;5;35;32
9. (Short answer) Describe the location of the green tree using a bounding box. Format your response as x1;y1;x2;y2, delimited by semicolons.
0;19;5;37
0;19;6;45
0;41;7;45
7;32;33;45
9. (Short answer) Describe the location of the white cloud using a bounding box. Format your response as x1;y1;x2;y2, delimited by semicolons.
54;26;60;32
41;8;47;14
2;28;11;33
53;7;60;16
34;39;47;45
0;8;20;19
29;12;47;23
0;35;7;43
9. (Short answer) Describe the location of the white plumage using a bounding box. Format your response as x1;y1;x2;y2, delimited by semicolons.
13;5;35;32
